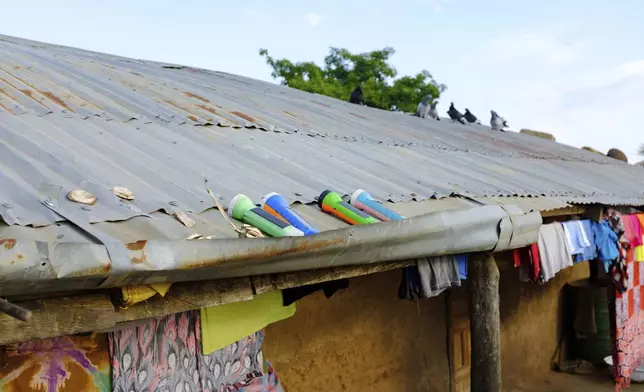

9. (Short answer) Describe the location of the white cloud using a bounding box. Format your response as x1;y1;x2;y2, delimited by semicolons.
480;23;590;69
304;13;323;27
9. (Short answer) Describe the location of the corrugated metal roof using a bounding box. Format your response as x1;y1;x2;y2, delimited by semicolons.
0;34;642;232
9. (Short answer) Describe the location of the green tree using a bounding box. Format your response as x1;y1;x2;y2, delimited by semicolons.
259;47;446;113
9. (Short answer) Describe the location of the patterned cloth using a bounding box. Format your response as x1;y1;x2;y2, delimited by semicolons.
109;311;265;392
606;209;630;293
612;247;644;391
0;333;111;392
236;362;285;392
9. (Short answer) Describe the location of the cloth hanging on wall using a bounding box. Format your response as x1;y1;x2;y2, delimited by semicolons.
398;266;424;300
456;254;468;280
201;291;295;355
513;243;541;282
235;361;285;392
416;255;461;298
611;246;644;391
623;215;643;249
562;220;591;256
0;333;111;392
574;220;598;263
636;214;644;262
398;254;467;300
537;223;573;282
109;310;266;392
605;209;630;293
594;219;620;271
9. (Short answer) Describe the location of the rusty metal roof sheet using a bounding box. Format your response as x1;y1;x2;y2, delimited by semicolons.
0;34;642;233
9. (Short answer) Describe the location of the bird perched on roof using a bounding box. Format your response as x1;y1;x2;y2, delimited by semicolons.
463;109;480;124
416;96;432;118
349;86;364;105
447;103;466;124
428;100;440;121
490;110;508;131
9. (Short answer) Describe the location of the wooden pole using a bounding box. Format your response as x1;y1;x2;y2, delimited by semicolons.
468;252;501;392
0;297;32;322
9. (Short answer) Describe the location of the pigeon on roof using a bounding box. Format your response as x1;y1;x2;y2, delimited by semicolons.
416;96;432;118
429;100;440;121
349;86;364;105
490;110;508;131
464;109;479;124
447;103;466;124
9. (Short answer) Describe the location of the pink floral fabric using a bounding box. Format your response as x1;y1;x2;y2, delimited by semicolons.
108;311;265;392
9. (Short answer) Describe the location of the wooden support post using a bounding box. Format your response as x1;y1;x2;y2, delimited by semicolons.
468;252;501;392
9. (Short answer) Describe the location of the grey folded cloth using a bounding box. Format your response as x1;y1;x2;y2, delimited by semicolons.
417;255;461;298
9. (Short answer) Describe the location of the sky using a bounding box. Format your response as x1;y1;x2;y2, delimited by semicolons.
2;1;644;160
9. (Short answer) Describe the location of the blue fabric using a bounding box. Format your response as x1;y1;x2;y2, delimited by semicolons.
456;254;467;280
572;220;598;263
593;220;619;271
562;221;590;255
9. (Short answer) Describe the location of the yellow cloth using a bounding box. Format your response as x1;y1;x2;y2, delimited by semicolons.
637;215;644;262
636;236;644;262
121;283;172;306
200;291;295;355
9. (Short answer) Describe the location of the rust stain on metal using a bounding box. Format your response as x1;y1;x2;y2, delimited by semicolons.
126;240;147;251
39;91;74;112
184;92;210;103
131;254;147;264
67;262;112;277
197;104;218;115
179;237;345;270
231;111;255;122
0;239;17;250
187;115;198;122
20;89;33;98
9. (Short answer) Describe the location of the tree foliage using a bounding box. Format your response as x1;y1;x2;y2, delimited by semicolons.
259;47;446;113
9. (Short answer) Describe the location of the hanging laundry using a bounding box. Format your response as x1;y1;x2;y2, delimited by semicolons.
456;254;468;280
201;291;295;355
611;247;644;390
562;219;597;264
282;279;349;306
537;223;573;282
593;220;620;269
398;266;423;300
562;220;591;255
234;361;285;392
416;255;461;298
513;244;541;282
623;214;643;248
0;333;111;392
573;220;598;263
605;209;630;293
636;214;644;262
109;311;266;392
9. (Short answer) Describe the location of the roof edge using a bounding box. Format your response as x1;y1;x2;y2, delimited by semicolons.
0;205;542;296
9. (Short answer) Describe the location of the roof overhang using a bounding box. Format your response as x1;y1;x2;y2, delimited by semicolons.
0;204;541;297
